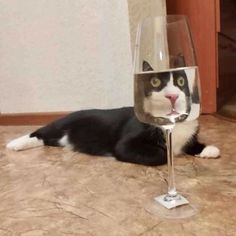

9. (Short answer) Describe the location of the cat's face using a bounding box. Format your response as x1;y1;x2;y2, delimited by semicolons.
142;62;191;118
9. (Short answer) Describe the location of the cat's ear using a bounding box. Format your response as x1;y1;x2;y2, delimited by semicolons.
174;53;186;67
143;60;154;71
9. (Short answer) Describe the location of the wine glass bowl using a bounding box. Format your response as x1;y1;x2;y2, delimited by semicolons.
134;15;200;127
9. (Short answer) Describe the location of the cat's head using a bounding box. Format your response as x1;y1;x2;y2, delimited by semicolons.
142;61;191;119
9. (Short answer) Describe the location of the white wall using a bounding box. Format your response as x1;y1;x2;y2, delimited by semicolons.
0;0;166;113
128;0;166;56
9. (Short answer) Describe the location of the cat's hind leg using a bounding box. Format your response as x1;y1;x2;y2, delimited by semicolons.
6;124;66;151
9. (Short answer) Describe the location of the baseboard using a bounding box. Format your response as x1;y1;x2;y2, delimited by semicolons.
0;112;70;125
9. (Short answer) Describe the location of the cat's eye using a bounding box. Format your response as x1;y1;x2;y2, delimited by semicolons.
177;77;185;87
150;77;161;88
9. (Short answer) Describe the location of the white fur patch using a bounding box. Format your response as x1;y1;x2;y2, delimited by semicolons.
58;135;73;149
197;145;220;159
171;120;199;155
6;134;43;151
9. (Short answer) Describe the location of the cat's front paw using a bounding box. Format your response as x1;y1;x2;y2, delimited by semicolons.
196;145;220;159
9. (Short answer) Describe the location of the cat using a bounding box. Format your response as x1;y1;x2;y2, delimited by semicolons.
6;62;220;166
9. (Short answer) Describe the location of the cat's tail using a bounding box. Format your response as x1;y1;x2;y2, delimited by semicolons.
6;133;44;151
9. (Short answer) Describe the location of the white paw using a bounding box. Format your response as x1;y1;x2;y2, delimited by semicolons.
197;145;220;159
6;135;43;151
6;139;25;151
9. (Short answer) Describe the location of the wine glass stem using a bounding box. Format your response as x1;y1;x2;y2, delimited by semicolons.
165;127;177;198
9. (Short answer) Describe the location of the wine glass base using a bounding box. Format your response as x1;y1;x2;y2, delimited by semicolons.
155;194;189;209
145;194;199;219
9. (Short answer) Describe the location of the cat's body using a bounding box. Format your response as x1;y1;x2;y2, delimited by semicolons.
7;62;220;164
6;106;220;166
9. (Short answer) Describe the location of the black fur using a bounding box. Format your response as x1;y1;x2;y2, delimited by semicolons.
30;107;206;166
182;134;205;155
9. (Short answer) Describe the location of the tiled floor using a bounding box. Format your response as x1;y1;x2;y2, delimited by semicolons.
0;115;235;235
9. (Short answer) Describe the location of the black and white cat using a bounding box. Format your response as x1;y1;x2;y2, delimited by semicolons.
6;62;220;166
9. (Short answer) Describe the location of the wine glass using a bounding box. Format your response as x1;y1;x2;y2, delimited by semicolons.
134;15;201;219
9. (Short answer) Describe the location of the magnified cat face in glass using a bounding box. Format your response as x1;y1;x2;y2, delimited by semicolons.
143;62;191;117
134;60;200;125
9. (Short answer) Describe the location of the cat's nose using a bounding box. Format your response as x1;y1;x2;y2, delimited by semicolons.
165;94;179;104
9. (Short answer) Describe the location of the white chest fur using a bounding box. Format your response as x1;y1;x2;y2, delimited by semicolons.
162;120;199;155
